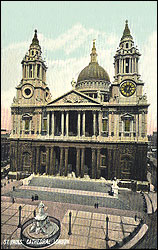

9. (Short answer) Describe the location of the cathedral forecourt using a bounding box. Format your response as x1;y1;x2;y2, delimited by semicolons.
10;21;149;183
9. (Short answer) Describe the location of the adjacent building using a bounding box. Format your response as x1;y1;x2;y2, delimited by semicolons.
10;21;149;181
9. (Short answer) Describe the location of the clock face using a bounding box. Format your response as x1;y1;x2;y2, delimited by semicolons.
120;81;136;97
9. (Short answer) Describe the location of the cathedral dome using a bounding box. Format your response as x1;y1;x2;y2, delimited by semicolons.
75;40;111;96
77;62;110;83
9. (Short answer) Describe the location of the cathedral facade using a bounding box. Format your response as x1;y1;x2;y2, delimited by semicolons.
10;21;149;181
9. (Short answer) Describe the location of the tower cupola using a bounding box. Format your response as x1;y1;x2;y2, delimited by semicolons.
113;20;141;84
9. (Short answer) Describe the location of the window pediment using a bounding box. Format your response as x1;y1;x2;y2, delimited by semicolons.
121;113;134;120
22;113;32;120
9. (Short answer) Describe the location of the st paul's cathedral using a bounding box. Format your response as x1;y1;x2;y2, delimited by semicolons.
10;21;149;181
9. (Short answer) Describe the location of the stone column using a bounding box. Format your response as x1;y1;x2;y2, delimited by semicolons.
40;65;42;79
120;58;122;73
35;64;37;78
47;112;50;136
61;111;64;136
115;114;119;138
122;120;124;136
136;58;138;73
18;115;21;136
66;111;69;137
108;113;112;137
36;146;40;174
92;149;96;179
64;148;69;176
39;113;42;134
93;111;96;137
77;112;81;138
82;111;85;137
131;120;133;137
49;147;55;175
134;57;137;72
98;111;102;136
139;113;142;137
59;147;64;176
81;148;85;178
129;57;131;73
96;148;101;179
76;148;80;177
51;111;54;136
45;147;50;175
124;59;126;73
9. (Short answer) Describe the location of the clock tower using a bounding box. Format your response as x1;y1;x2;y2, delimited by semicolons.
111;20;145;104
11;30;52;138
12;30;51;107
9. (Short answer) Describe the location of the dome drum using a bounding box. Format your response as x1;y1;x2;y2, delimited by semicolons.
76;80;110;92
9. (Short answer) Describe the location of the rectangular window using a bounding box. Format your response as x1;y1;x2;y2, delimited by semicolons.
25;120;29;130
124;120;130;132
102;119;108;132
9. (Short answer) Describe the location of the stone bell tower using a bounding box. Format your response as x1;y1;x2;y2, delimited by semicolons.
111;20;145;104
12;30;51;107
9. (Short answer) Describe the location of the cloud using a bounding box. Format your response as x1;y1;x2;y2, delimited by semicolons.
1;24;157;134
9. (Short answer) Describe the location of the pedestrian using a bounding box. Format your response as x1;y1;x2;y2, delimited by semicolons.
94;203;96;208
135;214;137;221
12;197;15;203
96;203;99;209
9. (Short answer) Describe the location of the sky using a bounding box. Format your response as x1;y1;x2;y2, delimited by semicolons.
1;1;157;134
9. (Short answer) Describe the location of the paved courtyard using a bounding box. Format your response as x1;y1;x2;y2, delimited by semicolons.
1;201;140;249
1;176;156;249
